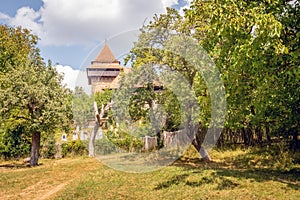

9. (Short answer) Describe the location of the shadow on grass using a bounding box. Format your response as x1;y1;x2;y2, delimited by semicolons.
154;174;189;190
215;168;300;190
154;166;241;191
185;173;239;190
162;150;300;191
0;163;30;169
0;162;44;169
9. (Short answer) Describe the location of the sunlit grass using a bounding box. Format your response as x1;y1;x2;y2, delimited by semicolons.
0;147;299;200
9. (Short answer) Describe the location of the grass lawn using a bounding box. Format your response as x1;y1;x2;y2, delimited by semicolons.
0;147;299;200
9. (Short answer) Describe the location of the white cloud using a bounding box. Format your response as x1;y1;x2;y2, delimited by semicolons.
162;0;178;8
1;0;170;46
0;12;10;20
55;65;91;93
54;65;80;90
8;7;45;39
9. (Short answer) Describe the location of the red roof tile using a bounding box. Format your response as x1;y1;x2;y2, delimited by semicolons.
95;43;118;63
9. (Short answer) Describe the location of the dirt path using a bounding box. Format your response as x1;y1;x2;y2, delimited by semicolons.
37;179;74;200
0;158;102;200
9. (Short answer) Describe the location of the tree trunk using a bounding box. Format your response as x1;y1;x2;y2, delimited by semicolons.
89;123;99;157
265;123;271;144
192;138;212;162
191;124;212;161
256;127;263;144
89;101;113;157
89;102;99;157
292;131;300;152
30;132;40;166
242;127;252;146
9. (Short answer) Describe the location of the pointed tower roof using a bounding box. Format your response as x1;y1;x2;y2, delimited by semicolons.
95;43;118;63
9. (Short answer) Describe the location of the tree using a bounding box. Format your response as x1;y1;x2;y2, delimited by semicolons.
72;88;115;157
186;0;299;148
0;25;71;166
123;8;222;160
72;87;94;131
123;0;299;160
89;90;113;156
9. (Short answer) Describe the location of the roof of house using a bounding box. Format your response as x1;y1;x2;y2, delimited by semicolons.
95;43;118;63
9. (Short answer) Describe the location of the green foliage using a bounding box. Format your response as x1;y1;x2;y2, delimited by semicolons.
121;8;219;155
94;136;117;155
61;140;88;157
0;25;72;134
0;25;72;163
112;65;158;126
94;89;113;109
40;134;56;159
94;89;113;124
0;25;39;73
0;125;31;160
72;87;94;128
114;63;199;136
106;129;144;152
120;1;299;152
273;142;295;171
187;0;299;145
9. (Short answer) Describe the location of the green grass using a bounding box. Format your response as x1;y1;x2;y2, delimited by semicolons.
0;147;299;200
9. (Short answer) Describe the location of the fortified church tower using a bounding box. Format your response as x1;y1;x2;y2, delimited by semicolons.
86;43;130;93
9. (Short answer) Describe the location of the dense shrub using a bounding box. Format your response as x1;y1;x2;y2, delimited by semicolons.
0;126;31;160
40;135;56;159
61;140;88;157
95;137;117;155
106;130;143;152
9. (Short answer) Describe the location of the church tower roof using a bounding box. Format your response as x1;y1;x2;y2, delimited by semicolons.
86;41;132;93
95;43;118;63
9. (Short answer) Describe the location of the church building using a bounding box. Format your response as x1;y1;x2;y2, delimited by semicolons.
86;43;130;94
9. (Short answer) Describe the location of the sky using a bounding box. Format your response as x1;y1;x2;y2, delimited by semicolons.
0;0;191;91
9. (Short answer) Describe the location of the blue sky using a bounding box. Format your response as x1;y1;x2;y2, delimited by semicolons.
0;0;43;16
0;0;191;90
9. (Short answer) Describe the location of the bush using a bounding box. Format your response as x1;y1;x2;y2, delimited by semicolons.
95;137;117;155
106;130;143;152
61;140;88;157
273;142;295;171
40;135;56;159
0;126;31;160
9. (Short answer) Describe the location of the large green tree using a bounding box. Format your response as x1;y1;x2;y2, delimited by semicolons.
123;8;216;160
186;0;299;147
0;25;71;166
123;0;299;160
